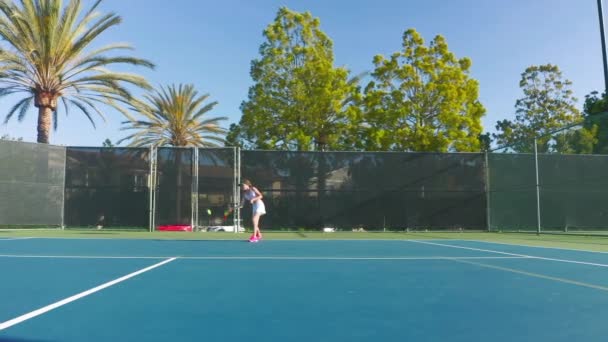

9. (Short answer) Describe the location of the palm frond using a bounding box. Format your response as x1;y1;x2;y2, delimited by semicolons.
68;99;97;128
0;0;152;142
53;109;58;131
17;96;33;122
120;83;228;147
4;96;32;123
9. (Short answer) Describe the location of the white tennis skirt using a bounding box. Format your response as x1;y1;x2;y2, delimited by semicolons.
252;201;266;215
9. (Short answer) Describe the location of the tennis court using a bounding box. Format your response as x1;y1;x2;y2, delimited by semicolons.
1;236;608;341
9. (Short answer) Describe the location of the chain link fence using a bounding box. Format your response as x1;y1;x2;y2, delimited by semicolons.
2;139;608;233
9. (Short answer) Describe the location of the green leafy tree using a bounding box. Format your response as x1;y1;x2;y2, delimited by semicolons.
493;64;584;153
478;133;492;152
225;123;254;149
102;138;114;147
0;133;22;141
119;84;227;147
582;91;608;154
552;125;597;154
359;29;485;152
239;7;361;151
0;0;154;144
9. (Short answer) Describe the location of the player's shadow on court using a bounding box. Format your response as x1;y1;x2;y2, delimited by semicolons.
0;337;54;342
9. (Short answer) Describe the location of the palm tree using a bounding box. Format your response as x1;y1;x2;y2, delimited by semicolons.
119;83;227;226
118;84;227;147
0;0;154;143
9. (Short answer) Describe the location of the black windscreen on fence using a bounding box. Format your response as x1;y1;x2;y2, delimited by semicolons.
538;154;608;230
8;140;608;233
155;148;193;226
241;151;487;230
488;153;537;231
64;147;150;229
197;148;237;227
0;140;65;226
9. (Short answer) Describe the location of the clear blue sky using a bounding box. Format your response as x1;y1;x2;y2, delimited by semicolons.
0;0;604;146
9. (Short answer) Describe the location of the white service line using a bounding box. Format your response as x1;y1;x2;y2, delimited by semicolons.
0;254;529;261
0;257;177;331
409;240;527;257
464;239;608;255
174;256;529;261
409;240;608;268
0;254;168;259
452;258;608;292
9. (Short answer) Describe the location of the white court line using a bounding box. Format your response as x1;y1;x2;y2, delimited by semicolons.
0;257;177;331
136;256;529;261
409;240;608;268
0;237;34;241
0;254;167;260
7;237;411;241
452;258;608;292
0;254;528;261
463;239;608;255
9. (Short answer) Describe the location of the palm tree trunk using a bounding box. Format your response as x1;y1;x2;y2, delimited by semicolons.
37;106;53;144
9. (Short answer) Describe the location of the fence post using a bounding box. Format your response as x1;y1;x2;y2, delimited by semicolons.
484;150;491;232
534;138;541;235
61;146;67;230
192;147;199;232
235;147;241;234
148;146;156;232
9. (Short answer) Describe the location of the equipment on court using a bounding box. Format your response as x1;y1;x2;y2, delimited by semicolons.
157;225;193;232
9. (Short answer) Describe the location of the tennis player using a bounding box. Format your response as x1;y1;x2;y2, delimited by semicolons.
240;179;266;242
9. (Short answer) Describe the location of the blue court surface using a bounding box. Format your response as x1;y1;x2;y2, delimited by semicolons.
2;237;608;341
